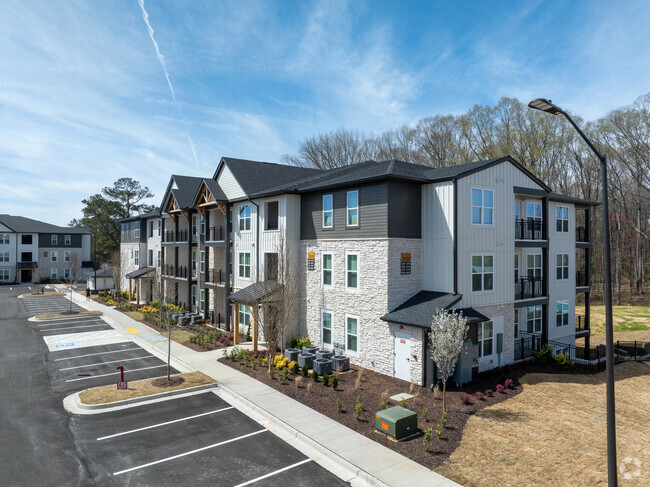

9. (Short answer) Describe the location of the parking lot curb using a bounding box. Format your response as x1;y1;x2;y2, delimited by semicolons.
70;382;219;411
216;383;389;487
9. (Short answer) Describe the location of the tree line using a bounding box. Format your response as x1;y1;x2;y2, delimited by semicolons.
283;94;650;303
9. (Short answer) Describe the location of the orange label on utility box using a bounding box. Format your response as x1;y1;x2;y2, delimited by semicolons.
381;422;388;431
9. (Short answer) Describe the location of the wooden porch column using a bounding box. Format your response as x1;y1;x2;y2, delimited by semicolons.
233;303;239;345
129;278;132;301
252;303;259;352
136;278;140;304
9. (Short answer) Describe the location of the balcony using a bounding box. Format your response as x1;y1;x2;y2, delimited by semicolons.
515;219;543;240
161;264;189;279
576;226;589;243
575;314;589;335
515;276;545;300
162;229;196;243
576;270;589;287
206;225;226;242
16;261;37;269
206;268;227;286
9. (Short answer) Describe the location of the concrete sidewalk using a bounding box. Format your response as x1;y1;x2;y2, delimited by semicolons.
67;293;460;487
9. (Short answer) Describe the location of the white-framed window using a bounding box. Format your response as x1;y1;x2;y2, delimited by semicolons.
478;321;494;357
158;219;162;236
200;289;205;311
50;268;58;280
556;300;569;327
556;206;569;232
471;188;493;225
471;255;494;292
0;269;9;281
0;234;9;245
134;225;140;239
322;194;333;228
157;250;161;268
51;235;58;245
200;251;205;273
0;252;8;263
134;250;140;266
200;215;206;235
527;253;542;278
238;252;251;279
322;252;333;288
64;251;70;262
64;268;71;280
345;313;359;353
527;305;542;333
345;252;359;290
238;304;252;328
192;250;197;272
239;204;251;232
51;251;58;262
321;309;333;346
265;201;279;231
347;190;359;227
64;235;71;245
514;308;520;339
556;253;569;280
192;215;197;236
148;249;153;266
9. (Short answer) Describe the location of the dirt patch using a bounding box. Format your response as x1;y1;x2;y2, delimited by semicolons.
34;310;102;319
78;371;214;405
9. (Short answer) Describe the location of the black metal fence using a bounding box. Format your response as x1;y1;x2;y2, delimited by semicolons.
576;270;588;287
207;225;225;242
515;276;545;300
576;225;588;242
515;219;543;240
206;268;226;285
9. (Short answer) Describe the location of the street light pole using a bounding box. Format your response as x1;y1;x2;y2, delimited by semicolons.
528;98;616;487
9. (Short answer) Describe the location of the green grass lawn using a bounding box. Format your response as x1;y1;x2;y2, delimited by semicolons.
576;305;650;341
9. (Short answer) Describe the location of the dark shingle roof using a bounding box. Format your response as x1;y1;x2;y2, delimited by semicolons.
0;214;91;234
119;210;160;223
228;281;281;304
203;179;227;201
160;175;204;211
125;267;156;279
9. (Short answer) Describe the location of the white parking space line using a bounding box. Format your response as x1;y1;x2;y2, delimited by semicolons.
37;320;104;327
97;407;234;441
113;430;266;476
59;355;153;371
65;364;166;382
54;348;142;361
41;324;108;332
233;459;312;487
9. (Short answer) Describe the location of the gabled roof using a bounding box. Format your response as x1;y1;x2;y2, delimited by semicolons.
228;281;281;304
119;210;160;223
160;175;205;212
0;214;91;234
191;178;228;208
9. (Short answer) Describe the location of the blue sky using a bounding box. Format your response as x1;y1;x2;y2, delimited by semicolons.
1;0;649;225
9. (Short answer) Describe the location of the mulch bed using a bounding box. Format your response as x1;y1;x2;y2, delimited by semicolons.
141;318;245;353
152;376;185;388
219;357;586;469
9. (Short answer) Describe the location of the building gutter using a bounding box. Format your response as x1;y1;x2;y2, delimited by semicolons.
453;179;458;295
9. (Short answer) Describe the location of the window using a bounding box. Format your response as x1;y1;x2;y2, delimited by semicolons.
322;195;333;228
21;252;32;262
472;188;493;225
346;314;359;353
471;255;494;292
148;249;153;266
264;253;278;281
158;219;162;236
321;310;332;346
21;235;32;245
64;235;71;245
265;201;279;231
556;300;569;327
556;254;569;280
134;249;139;266
192;286;197;306
200;289;205;311
149;221;154;237
192;216;197;236
527;254;542;278
51;251;58;262
0;252;8;263
157;250;161;268
64;251;70;262
239;204;251;231
346;252;359;290
478;321;494;357
0;234;9;245
514;255;519;282
0;269;9;281
51;235;58;245
556;206;569;232
514;200;519;221
347;191;359;226
322;252;333;288
526;202;542;221
64;268;71;280
238;304;252;329
238;252;251;279
200;215;206;235
514;309;520;339
134;225;140;239
527;305;542;333
51;268;58;280
200;251;205;273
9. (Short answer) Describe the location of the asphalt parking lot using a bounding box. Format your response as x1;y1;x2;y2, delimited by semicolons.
22;295;85;314
71;390;347;487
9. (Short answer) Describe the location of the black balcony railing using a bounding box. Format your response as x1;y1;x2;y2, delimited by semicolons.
206;268;226;285
576;226;588;243
163;229;190;243
161;264;189;279
515;219;543;240
515;276;545;300
207;225;225;242
576;270;588;287
576;314;589;333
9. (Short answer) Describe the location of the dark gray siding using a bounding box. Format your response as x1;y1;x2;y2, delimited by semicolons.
301;182;389;239
120;221;144;243
387;180;421;238
38;233;82;248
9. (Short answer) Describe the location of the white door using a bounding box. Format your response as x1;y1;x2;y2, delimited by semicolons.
394;330;411;381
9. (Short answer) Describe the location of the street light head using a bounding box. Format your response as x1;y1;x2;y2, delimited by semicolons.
528;98;562;115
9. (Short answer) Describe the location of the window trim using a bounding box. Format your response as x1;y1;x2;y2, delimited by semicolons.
134;225;140;239
63;251;71;262
321;309;333;347
64;234;71;246
51;235;58;245
345;313;360;355
51;251;58;263
200;251;205;273
0;269;10;281
478;320;494;358
555;205;569;233
556;300;569;327
134;249;139;266
471;254;494;293
321;252;334;289
238;252;251;280
239;204;252;232
50;267;58;280
264;200;279;232
527;304;543;334
0;251;9;263
471;187;494;226
0;234;10;245
556;253;569;280
238;304;252;328
346;190;359;227
527;253;543;279
322;194;333;229
64;268;71;280
345;251;360;291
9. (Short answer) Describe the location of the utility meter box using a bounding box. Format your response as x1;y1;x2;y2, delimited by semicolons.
375;406;417;440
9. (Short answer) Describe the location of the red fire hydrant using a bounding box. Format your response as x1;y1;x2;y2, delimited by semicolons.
116;365;128;389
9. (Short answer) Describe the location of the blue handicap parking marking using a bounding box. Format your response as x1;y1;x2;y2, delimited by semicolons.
55;343;75;348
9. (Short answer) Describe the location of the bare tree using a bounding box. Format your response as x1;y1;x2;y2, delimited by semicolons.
66;253;84;314
32;263;42;293
110;250;122;294
429;309;469;411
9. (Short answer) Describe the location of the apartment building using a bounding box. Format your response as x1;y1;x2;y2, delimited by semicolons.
122;156;595;386
0;214;92;284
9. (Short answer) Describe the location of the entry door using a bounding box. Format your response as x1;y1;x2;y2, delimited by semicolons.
394;330;411;381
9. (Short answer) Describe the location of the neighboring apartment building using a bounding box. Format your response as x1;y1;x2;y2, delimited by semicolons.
0;214;93;284
122;156;595;386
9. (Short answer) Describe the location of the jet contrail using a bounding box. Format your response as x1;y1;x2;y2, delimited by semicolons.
137;0;199;167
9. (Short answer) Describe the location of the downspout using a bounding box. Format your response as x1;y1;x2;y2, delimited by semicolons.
453;179;458;295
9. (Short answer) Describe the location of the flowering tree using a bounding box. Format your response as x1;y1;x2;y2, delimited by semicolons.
429;308;469;410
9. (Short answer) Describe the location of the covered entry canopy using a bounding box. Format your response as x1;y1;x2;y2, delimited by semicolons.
126;267;157;304
228;281;281;351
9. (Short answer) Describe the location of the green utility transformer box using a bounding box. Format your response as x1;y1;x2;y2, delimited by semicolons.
375;406;417;440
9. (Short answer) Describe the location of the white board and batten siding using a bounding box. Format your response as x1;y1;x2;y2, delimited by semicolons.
456;161;547;308
421;181;455;293
217;164;246;200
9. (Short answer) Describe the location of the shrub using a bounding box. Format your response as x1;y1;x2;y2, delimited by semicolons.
421;407;430;422
120;290;129;299
440;409;448;428
290;335;312;349
311;370;318;382
245;324;252;341
459;393;473;405
289;361;299;374
105;299;116;306
475;391;486;401
553;351;575;370
399;397;408;408
331;376;338;389
151;300;160;308
301;365;308;377
278;368;291;382
336;398;343;413
321;374;329;386
423;427;433;451
354;395;363;420
485;389;494;397
379;400;389;410
532;345;554;365
496;384;505;394
504;378;515;389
